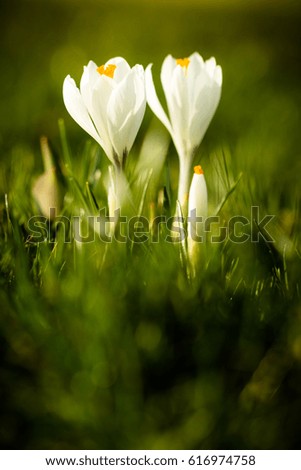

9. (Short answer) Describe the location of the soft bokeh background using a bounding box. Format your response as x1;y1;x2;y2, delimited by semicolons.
0;0;301;450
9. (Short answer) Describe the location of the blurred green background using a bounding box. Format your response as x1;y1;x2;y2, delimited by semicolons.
1;0;301;450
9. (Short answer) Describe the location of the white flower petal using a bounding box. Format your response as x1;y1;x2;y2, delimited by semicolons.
188;166;208;218
107;70;136;128
62;75;103;147
189;52;204;67
107;68;146;157
187;166;208;275
214;65;223;87
106;57;131;83
80;60;99;111
161;55;175;87
123;85;146;154
131;64;146;112
91;76;116;158
145;64;173;136
168;65;191;156
187;52;204;83
187;57;222;148
189;78;221;149
205;57;217;78
160;54;176;112
170;65;189;117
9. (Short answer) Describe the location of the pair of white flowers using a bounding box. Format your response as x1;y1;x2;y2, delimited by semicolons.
63;52;222;216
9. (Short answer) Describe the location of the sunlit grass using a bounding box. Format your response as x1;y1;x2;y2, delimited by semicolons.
0;111;300;448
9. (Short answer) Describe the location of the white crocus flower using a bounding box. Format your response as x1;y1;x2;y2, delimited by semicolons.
187;165;208;277
63;57;146;169
145;52;222;214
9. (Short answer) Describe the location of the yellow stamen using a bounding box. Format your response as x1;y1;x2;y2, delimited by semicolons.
97;63;117;78
194;165;204;175
176;57;190;69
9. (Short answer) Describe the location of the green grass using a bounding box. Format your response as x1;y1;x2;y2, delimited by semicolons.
0;0;301;450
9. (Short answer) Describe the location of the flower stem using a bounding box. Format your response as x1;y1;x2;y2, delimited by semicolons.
177;156;193;218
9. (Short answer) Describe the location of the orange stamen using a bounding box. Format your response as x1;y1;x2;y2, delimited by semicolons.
194;165;204;175
176;57;190;69
97;63;117;78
